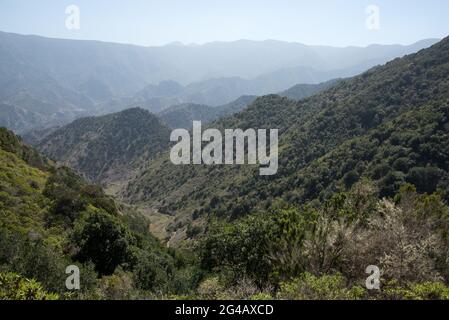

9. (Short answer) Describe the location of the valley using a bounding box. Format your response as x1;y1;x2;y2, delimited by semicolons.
21;36;449;250
1;27;449;301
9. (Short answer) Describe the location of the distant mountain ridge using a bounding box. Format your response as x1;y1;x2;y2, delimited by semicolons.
158;95;257;129
158;79;340;129
279;79;341;100
0;31;439;132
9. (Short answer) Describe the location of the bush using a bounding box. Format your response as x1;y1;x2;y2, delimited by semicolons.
8;238;69;293
197;277;226;300
73;209;135;276
0;272;59;300
277;273;366;300
133;251;174;293
96;268;137;300
250;293;273;300
407;166;443;194
186;224;202;239
383;281;449;300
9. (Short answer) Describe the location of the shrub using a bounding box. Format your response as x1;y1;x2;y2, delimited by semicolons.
197;277;226;300
383;281;449;300
277;272;366;300
0;272;59;300
73;208;135;275
96;268;136;300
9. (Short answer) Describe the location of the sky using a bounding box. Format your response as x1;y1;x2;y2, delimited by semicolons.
0;0;448;47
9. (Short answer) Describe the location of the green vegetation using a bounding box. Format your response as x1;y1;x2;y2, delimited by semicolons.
10;125;449;300
125;36;449;242
197;182;449;300
1;37;449;300
0;128;201;299
36;108;171;183
0;272;59;300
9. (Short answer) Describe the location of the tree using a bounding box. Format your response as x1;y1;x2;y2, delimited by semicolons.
407;166;443;194
73;209;135;276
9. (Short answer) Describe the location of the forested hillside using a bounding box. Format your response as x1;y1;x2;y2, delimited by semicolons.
124;36;449;241
0;127;202;299
2;0;449;303
36;108;171;184
1;36;449;301
3;126;449;299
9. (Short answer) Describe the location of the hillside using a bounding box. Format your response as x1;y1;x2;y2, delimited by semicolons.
0;127;199;298
158;96;257;129
158;79;339;130
279;79;340;100
36;108;171;184
123;37;449;241
4;125;448;300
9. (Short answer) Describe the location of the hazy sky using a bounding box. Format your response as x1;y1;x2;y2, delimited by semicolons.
0;0;447;47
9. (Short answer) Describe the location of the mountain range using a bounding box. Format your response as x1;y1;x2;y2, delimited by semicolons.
21;79;337;145
2;28;449;299
26;77;342;178
0;31;439;132
120;36;449;243
22;36;449;245
157;79;340;129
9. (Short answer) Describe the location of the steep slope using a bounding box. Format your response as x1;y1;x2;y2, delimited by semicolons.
0;127;191;296
36;108;171;184
123;36;449;240
216;95;259;117
0;127;111;239
0;127;50;170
